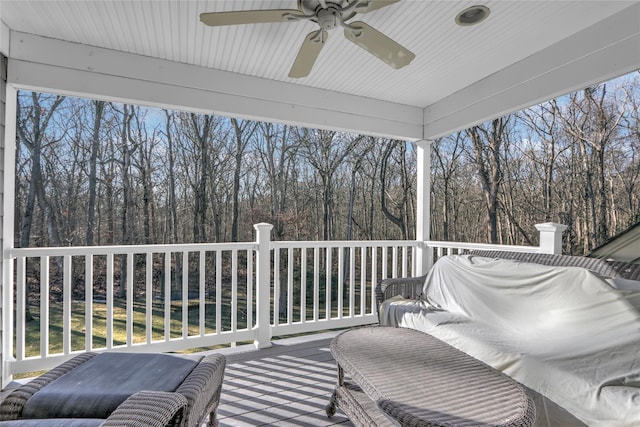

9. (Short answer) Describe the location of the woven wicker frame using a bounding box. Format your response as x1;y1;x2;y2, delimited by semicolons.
327;326;536;427
0;353;226;427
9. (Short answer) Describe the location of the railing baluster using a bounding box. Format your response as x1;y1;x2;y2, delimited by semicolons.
298;248;304;323
127;252;134;346
402;246;408;277
359;247;365;315
40;256;50;357
246;249;253;330
63;255;72;355
182;251;189;338
287;247;294;324
313;247;319;322
382;247;388;280
231;249;238;333
199;251;205;336
325;247;331;320
392;247;398;278
412;246;417;276
273;248;280;326
163;252;171;341
146;252;153;344
371;247;377;315
85;254;93;351
106;253;114;349
349;246;355;317
338;247;344;319
215;251;222;334
16;257;26;361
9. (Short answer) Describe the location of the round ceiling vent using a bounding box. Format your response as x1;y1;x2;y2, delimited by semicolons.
455;5;490;26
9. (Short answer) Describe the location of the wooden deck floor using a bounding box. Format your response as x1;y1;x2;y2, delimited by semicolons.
212;330;354;426
0;331;355;426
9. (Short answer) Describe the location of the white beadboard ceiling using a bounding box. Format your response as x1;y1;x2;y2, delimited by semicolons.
1;1;640;138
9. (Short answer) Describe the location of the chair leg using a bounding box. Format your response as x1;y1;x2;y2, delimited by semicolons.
326;389;338;418
206;410;218;427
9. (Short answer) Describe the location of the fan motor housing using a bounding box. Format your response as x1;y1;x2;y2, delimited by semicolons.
299;0;348;15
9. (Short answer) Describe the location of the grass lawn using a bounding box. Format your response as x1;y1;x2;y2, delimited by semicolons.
21;299;243;355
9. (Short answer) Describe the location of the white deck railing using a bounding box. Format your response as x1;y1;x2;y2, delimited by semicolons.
4;222;563;377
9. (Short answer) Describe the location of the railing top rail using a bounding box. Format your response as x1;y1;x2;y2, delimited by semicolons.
6;239;539;259
270;240;422;249
7;241;257;258
424;240;539;253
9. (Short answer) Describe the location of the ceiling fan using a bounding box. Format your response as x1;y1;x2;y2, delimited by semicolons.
200;0;415;78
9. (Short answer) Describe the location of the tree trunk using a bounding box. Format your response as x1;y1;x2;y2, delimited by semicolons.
86;100;105;246
380;141;406;239
165;111;179;245
119;105;134;298
467;118;507;244
230;118;256;241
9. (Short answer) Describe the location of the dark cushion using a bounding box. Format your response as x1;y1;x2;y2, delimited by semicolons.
22;353;201;419
0;419;103;427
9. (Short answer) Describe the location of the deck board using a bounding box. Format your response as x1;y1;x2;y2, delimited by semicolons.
213;331;354;426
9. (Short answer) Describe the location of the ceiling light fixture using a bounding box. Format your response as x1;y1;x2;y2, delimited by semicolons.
455;5;490;26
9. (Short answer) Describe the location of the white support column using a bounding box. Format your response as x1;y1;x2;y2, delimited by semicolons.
2;79;16;388
415;140;432;275
253;223;273;350
535;222;568;255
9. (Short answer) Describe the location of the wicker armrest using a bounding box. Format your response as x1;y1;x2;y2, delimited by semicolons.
375;274;427;308
101;390;188;427
175;354;226;427
0;352;98;421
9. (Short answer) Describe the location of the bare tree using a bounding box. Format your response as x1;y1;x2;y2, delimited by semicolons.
230;118;257;242
254;123;300;239
130;108;159;244
431;134;466;241
466;117;509;244
16;92;65;320
163;110;180;244
12;70;640;262
380;140;413;240
17;92;66;248
86;100;105;246
556;85;625;250
299;129;362;240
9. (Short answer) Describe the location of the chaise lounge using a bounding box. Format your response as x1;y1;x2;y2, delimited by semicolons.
0;352;226;427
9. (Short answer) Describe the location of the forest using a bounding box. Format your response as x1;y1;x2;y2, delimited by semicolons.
15;71;640;256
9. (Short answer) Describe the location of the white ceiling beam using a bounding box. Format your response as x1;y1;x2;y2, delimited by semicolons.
8;31;423;140
423;2;640;140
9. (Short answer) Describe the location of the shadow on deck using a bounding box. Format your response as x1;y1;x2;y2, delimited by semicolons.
208;331;354;426
0;331;355;426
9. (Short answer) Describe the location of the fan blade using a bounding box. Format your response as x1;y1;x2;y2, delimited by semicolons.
344;21;414;69
355;0;401;14
200;9;300;26
289;31;328;78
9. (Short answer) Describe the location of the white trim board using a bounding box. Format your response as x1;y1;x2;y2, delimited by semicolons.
423;2;640;139
8;32;423;141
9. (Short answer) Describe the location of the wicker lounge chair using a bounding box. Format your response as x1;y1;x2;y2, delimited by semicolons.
0;390;187;427
376;251;640;425
0;352;226;427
